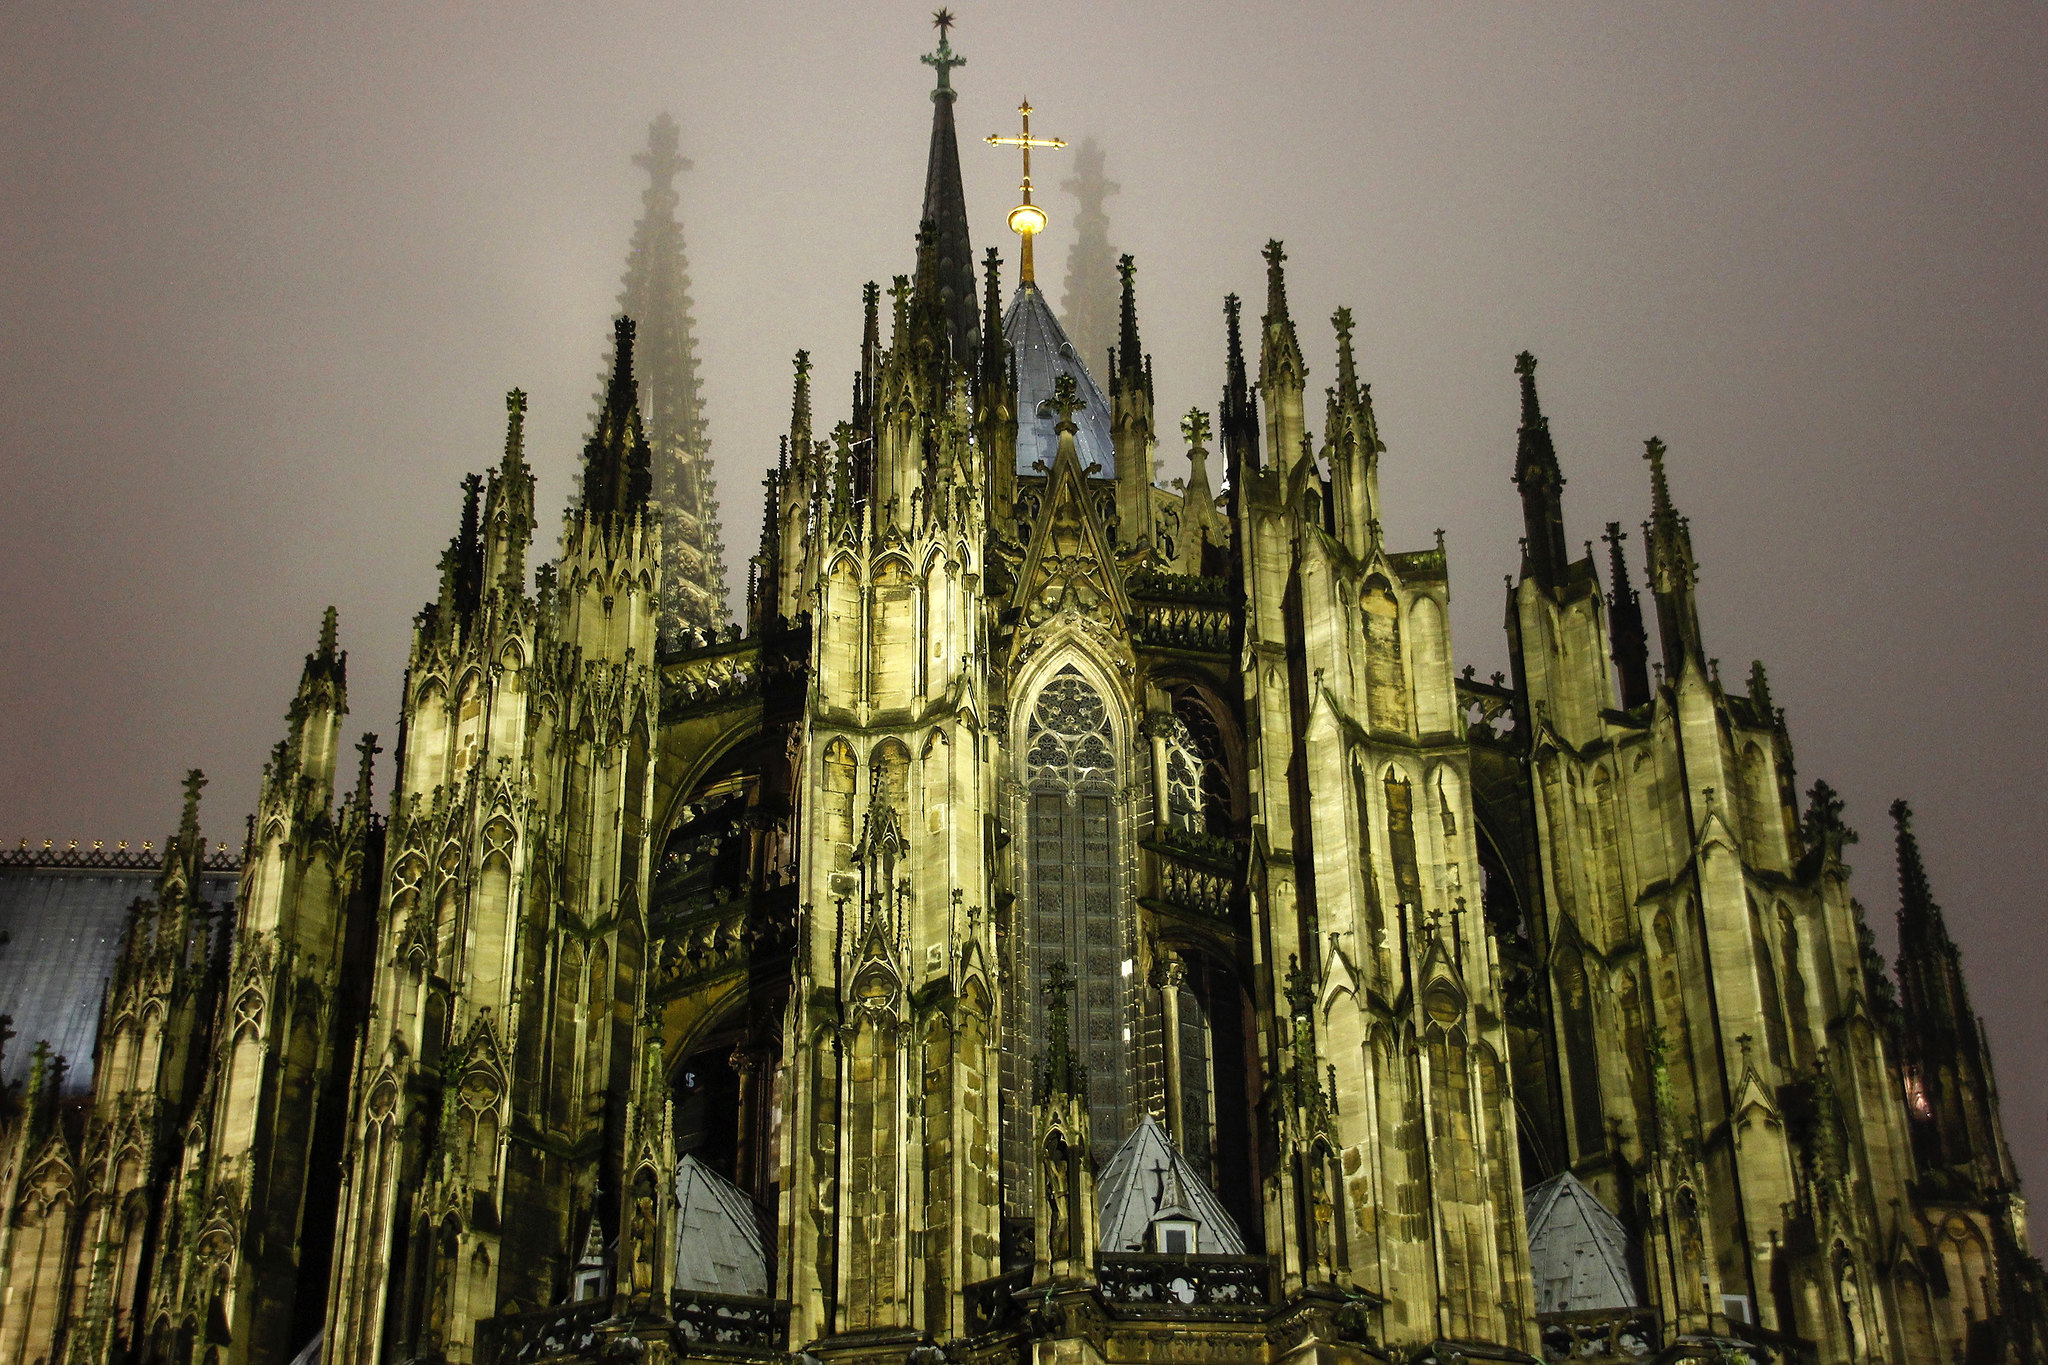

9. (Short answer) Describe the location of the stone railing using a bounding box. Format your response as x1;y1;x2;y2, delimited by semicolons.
963;1267;1030;1337
659;642;761;721
2;839;242;872
1096;1253;1276;1313
670;1288;787;1351
473;1299;609;1365
1537;1308;1661;1361
1144;827;1242;924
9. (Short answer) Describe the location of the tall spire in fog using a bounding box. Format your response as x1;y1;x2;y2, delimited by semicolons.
610;112;727;641
1058;137;1119;377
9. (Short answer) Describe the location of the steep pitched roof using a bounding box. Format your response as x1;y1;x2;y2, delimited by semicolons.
673;1154;768;1297
1004;284;1116;475
1523;1171;1637;1313
1097;1113;1245;1255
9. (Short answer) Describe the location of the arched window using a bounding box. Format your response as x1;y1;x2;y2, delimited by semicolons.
1019;664;1130;1151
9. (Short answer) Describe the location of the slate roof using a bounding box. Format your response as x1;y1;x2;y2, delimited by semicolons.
0;863;237;1094
1004;282;1116;476
674;1154;769;1296
1096;1113;1245;1254
1523;1170;1638;1313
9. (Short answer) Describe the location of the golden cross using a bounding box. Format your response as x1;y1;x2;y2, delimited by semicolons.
986;99;1065;284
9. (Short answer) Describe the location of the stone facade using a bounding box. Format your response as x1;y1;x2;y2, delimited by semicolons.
2;31;2043;1365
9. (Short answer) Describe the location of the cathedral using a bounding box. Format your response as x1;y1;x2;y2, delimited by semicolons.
3;21;2044;1365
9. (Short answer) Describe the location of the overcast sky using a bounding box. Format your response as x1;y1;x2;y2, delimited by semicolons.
3;3;2044;1191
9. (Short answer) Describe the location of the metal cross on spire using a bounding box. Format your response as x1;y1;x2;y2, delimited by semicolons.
922;9;965;98
986;99;1065;285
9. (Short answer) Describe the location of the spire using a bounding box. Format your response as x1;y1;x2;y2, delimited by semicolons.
1324;308;1381;550
178;768;206;849
1112;254;1145;391
351;732;381;813
788;350;813;460
918;12;978;364
1059;139;1120;375
1332;308;1361;408
486;389;536;591
1257;242;1306;464
1219;293;1259;475
615;112;726;638
1892;800;1956;961
581;316;655;519
978;247;1008;398
1642;437;1703;676
1603;523;1651;708
1890;799;2015;1189
1511;352;1571;588
1257;240;1304;390
855;281;881;441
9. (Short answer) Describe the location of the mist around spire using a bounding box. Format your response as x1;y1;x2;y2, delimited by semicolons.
1058;137;1120;377
610;112;727;641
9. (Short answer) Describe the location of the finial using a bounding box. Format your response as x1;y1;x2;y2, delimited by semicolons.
1047;372;1084;434
317;605;338;660
921;10;966;100
986;100;1065;285
1181;407;1211;452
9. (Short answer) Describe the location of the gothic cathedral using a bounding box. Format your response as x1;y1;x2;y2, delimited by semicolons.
2;25;2041;1365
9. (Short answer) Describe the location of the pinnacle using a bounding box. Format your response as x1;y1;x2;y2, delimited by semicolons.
1332;307;1359;405
317;604;338;660
1262;239;1290;325
1644;436;1674;520
1114;253;1141;388
1515;351;1544;430
503;388;528;472
179;768;207;843
1891;799;1942;930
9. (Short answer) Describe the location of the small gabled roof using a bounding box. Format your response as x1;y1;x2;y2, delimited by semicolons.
1097;1113;1245;1255
674;1154;769;1297
1523;1171;1637;1313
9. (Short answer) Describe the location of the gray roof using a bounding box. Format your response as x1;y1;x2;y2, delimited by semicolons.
1524;1170;1638;1313
1004;283;1116;476
674;1154;769;1296
0;863;237;1095
1097;1113;1245;1255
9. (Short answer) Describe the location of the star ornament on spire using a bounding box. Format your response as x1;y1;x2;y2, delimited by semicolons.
922;10;965;98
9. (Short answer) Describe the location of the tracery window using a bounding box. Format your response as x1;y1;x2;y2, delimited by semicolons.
1021;664;1131;1152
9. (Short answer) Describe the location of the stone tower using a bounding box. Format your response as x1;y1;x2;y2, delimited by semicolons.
613;112;728;644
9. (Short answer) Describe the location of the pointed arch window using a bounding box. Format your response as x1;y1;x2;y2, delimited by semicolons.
1015;663;1131;1158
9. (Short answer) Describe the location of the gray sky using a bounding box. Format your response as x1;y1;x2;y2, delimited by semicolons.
4;3;2044;1191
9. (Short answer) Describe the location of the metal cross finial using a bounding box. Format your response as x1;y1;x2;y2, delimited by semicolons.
922;11;965;97
987;99;1066;284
